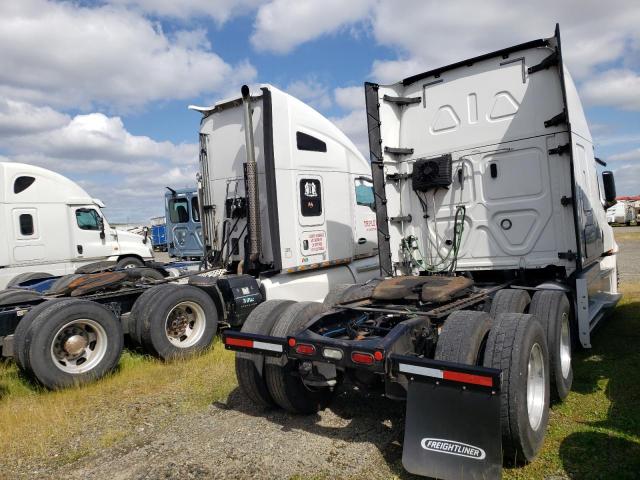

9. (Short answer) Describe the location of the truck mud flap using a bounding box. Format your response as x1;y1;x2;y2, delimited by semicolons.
222;330;287;357
391;355;502;480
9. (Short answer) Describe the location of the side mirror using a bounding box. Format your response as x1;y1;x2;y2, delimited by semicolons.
142;226;149;244
602;171;617;209
99;216;105;239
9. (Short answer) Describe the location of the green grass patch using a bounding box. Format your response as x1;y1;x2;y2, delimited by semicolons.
504;282;640;479
0;338;236;471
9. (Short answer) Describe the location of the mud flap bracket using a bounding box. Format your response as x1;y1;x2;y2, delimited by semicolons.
391;355;502;479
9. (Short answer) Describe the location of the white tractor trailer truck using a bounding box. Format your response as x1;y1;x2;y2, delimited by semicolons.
0;162;155;290
0;86;378;389
223;25;621;479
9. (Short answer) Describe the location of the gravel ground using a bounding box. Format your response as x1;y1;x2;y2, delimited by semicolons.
59;389;408;480
36;228;639;479
614;226;640;280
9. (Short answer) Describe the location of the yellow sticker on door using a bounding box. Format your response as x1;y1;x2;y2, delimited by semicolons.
301;230;326;256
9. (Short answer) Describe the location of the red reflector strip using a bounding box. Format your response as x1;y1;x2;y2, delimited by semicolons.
351;352;374;365
442;370;494;387
225;337;253;348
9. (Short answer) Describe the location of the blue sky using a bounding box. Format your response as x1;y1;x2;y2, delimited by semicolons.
0;0;638;223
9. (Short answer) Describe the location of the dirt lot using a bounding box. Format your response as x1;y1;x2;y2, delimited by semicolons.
2;228;639;480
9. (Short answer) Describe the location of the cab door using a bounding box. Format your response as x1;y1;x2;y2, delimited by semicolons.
297;175;327;262
353;176;377;258
71;206;115;261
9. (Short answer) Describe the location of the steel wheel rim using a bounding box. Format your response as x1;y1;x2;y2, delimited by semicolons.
165;301;206;348
560;313;571;379
527;342;546;430
50;319;108;374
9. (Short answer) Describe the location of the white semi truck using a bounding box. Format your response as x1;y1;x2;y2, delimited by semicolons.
0;162;154;290
0;86;378;389
224;25;621;479
606;201;634;225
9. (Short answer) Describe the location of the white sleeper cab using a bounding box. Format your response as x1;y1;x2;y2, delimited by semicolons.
0;162;154;289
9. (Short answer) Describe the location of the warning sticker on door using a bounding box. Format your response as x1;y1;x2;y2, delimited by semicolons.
301;230;326;256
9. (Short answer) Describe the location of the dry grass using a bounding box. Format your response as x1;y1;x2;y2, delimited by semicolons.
613;227;640;242
0;339;236;471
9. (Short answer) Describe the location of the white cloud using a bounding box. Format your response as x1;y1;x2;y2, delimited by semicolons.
609;148;640;163
611;162;640;195
0;99;70;137
369;1;640;83
1;103;198;221
581;69;640;111
0;0;256;111
286;79;333;110
334;86;365;111
108;0;262;23
330;109;368;157
251;0;371;53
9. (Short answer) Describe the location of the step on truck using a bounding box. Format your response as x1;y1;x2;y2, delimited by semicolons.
223;25;621;479
0;85;379;389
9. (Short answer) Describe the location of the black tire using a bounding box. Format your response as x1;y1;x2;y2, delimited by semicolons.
18;299;123;389
434;310;491;365
138;284;218;359
529;290;573;401
47;274;83;295
265;301;333;414
0;289;43;306
322;284;351;308
483;313;550;465
127;267;165;282
13;298;68;369
116;256;144;269
75;261;116;274
235;299;295;408
128;285;177;346
7;272;53;288
490;289;530;317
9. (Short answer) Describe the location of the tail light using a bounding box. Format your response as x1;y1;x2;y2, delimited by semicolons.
322;347;343;360
351;352;374;365
295;343;316;356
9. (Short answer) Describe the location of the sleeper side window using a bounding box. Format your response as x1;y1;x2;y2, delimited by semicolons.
355;178;375;211
168;198;190;223
75;209;101;230
296;132;327;152
300;179;322;216
191;196;200;222
14;176;35;194
19;214;34;236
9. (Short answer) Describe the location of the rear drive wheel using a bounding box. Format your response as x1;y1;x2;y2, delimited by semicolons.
138;284;218;359
483;313;550;465
490;288;530;317
265;301;333;414
7;272;53;288
235;299;295;408
18;299;123;389
529;290;573;401
434;310;491;365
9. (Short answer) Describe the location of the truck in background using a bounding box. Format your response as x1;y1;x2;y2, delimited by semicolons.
606;200;635;225
191;84;379;302
0;162;154;290
150;216;167;251
224;25;620;479
165;187;203;259
0;84;378;389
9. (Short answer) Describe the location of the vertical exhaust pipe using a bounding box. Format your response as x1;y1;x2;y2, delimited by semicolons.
241;85;261;264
